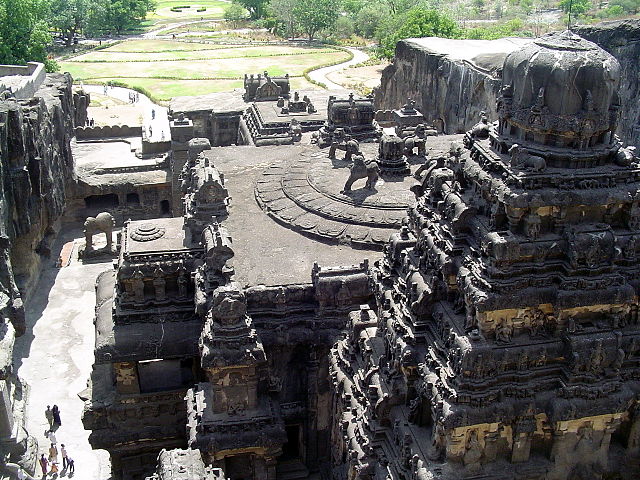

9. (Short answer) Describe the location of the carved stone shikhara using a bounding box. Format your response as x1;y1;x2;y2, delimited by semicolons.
329;31;640;480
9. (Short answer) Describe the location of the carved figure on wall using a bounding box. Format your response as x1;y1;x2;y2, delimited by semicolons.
463;430;482;468
589;341;605;374
509;144;546;172
84;212;116;251
495;319;513;344
342;154;379;193
178;267;188;298
132;269;145;303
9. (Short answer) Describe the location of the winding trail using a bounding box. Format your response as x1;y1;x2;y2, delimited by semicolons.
308;46;370;90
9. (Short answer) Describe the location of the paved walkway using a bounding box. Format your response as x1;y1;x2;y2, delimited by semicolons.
307;47;370;90
82;84;170;141
13;227;113;480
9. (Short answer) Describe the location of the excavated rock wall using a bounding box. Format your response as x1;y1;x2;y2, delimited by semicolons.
575;20;640;149
0;72;87;334
376;23;640;148
374;39;505;134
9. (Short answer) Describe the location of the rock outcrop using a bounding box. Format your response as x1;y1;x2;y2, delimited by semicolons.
374;37;530;134
0;72;87;334
575;19;640;149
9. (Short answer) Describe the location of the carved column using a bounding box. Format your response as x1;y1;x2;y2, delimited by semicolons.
511;432;532;463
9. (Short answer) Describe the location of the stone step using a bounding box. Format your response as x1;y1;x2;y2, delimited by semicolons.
276;459;309;480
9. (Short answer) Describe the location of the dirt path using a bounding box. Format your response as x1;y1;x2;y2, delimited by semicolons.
83;84;170;141
307;46;370;90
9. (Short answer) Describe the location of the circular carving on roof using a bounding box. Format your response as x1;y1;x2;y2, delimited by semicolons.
255;141;458;249
130;223;166;242
533;30;596;51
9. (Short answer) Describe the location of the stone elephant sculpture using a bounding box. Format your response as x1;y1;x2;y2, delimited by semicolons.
342;154;380;192
84;211;116;250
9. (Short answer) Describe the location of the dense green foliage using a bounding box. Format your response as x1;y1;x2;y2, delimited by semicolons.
559;0;591;15
233;0;268;19
293;0;341;40
376;8;461;58
85;0;156;34
0;0;55;69
465;17;530;39
224;3;246;26
50;0;88;45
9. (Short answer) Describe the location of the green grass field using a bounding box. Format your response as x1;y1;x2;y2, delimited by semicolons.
148;0;229;20
61;39;350;100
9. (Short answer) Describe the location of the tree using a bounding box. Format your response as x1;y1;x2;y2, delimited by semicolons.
85;0;156;35
50;0;89;46
224;3;246;27
354;3;386;37
269;0;298;39
334;15;354;39
559;0;591;16
293;0;341;41
376;7;460;58
0;0;55;70
234;0;268;19
609;0;640;13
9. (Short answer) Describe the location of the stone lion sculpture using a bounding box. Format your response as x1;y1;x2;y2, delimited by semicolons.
84;212;116;250
342;153;380;193
509;144;546;172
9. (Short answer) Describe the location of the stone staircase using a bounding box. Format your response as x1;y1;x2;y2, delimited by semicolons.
276;459;310;480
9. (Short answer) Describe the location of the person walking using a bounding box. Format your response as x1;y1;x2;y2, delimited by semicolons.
47;430;57;445
51;405;61;428
49;461;59;476
60;444;68;469
39;454;48;476
48;443;58;464
45;406;53;430
67;457;75;474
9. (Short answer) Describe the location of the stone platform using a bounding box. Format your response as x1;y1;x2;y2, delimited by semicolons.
255;136;463;249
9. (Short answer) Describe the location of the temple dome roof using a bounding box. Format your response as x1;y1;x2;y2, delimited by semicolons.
502;31;620;119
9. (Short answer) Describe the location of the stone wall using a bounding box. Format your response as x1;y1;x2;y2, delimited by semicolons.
0;72;87;333
0;62;46;100
575;19;640;149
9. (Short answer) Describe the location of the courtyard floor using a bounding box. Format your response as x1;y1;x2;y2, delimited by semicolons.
13;226;113;479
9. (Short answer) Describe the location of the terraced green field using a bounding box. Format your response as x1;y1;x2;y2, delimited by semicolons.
60;39;350;100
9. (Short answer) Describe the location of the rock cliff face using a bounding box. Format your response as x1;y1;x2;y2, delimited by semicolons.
376;27;640;148
0;72;87;334
374;37;530;134
575;20;640;149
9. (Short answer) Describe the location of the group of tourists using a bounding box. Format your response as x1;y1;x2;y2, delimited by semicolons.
39;405;75;477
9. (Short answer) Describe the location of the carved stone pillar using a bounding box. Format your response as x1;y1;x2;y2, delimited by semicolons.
265;455;277;480
511;432;532;463
153;275;166;302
